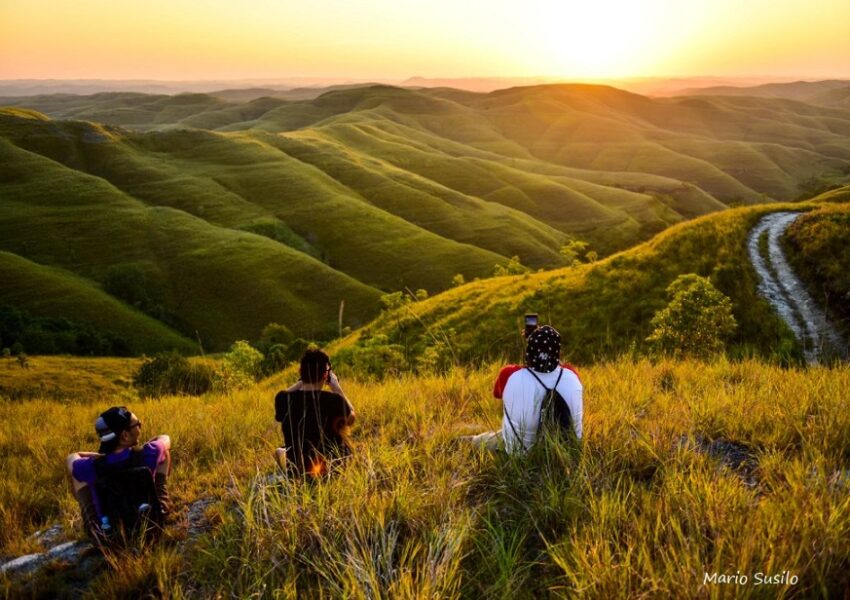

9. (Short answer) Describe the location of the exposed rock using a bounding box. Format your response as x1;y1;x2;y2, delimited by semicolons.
186;497;217;540
0;552;46;577
678;434;759;487
0;540;94;578
32;524;65;549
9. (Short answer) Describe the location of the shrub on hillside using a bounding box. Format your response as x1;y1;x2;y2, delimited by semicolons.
417;338;455;374
334;335;407;379
646;274;737;358
259;343;289;377
559;240;596;266
133;352;215;397
255;323;294;354
493;255;527;277
217;341;264;389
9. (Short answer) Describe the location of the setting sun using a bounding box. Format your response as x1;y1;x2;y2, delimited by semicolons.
532;1;656;78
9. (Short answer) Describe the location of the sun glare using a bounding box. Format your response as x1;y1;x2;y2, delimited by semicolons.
531;0;658;78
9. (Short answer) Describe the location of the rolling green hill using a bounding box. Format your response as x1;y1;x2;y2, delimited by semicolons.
2;84;849;354
0;251;196;354
334;197;850;367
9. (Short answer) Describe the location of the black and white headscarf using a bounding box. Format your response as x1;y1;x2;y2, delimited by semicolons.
525;325;561;373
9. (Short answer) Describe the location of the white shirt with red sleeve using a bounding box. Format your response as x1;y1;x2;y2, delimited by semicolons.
493;364;583;453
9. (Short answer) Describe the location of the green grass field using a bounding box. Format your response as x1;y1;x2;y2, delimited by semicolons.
1;357;849;598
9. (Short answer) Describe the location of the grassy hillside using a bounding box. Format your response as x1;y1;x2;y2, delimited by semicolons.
2;84;849;354
335;200;846;367
0;252;196;355
7;83;850;238
784;187;850;337
0;129;386;350
0;355;141;401
2;358;849;597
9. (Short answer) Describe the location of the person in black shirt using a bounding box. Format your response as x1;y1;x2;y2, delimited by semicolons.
274;349;356;476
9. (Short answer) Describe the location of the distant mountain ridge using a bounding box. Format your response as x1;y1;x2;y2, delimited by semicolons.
678;79;850;107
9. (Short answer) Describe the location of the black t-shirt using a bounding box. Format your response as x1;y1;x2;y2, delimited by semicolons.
274;389;352;471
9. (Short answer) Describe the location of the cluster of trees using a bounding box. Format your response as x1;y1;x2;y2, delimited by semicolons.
134;339;293;397
103;264;189;334
0;305;131;357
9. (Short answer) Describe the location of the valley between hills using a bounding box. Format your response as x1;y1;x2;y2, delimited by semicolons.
1;81;849;354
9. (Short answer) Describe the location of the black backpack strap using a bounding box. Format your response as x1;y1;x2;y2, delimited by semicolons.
93;448;149;477
526;367;564;426
128;448;148;469
503;405;523;448
525;366;563;393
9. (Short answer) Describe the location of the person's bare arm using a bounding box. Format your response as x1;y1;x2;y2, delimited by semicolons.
328;372;356;424
286;380;304;392
150;434;171;451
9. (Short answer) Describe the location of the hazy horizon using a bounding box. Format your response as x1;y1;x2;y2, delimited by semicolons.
2;0;849;82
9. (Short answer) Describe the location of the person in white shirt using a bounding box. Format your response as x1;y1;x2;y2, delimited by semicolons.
467;325;583;452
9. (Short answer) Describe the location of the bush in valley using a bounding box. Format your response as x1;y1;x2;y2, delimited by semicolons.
133;352;215;397
104;263;154;312
646;274;737;358
0;305;132;356
103;264;188;334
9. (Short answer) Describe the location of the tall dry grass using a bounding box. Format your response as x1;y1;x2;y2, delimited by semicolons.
2;357;850;598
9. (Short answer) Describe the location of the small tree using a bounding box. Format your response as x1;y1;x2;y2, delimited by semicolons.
451;273;465;287
256;322;293;353
220;340;264;388
493;256;527;277
646;274;737;358
380;291;409;311
560;240;590;266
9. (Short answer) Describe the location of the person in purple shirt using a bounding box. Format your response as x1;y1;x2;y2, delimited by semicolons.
65;406;171;539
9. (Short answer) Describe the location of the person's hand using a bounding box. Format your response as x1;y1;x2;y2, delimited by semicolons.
327;369;342;391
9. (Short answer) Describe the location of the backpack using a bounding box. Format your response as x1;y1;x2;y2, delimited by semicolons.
527;368;573;436
93;449;163;543
503;368;573;449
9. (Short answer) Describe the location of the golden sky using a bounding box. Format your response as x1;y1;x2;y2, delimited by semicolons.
1;0;848;81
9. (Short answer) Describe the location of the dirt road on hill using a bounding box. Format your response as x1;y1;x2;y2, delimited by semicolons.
747;211;846;364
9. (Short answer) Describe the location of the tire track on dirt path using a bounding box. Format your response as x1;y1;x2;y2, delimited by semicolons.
747;211;847;364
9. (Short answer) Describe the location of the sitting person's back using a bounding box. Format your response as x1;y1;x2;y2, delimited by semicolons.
274;349;355;476
66;406;171;541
